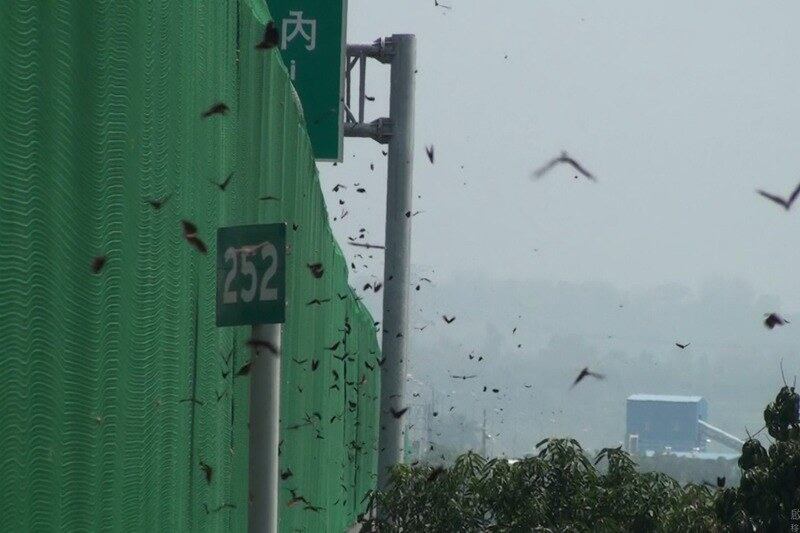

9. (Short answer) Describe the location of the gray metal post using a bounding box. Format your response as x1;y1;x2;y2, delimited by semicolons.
482;409;487;457
377;34;416;490
248;323;282;533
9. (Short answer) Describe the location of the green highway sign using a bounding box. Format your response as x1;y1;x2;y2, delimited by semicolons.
216;224;286;326
268;0;347;161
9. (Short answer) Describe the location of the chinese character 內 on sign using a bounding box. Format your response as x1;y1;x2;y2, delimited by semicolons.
282;11;316;51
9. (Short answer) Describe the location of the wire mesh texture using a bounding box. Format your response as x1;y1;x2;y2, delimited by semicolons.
0;1;380;531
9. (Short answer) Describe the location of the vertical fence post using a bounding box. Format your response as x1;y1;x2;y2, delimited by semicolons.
248;324;282;533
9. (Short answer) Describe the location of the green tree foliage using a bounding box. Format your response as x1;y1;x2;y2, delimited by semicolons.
361;387;800;532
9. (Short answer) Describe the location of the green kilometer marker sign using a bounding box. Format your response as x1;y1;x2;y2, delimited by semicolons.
268;0;347;161
216;224;286;326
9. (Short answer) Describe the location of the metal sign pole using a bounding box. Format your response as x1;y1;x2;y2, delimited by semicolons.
217;224;286;532
377;34;416;490
248;323;282;533
341;33;417;492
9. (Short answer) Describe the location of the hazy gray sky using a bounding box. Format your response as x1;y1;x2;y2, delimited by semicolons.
322;0;800;300
315;2;800;456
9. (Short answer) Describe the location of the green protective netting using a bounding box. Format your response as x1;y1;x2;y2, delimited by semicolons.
0;1;380;531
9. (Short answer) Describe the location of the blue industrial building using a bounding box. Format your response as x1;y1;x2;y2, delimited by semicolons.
626;394;709;453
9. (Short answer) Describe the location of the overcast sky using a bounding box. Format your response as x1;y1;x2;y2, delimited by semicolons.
315;2;800;455
321;0;800;300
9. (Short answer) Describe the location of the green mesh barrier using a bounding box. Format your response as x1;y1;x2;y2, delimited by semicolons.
0;1;380;531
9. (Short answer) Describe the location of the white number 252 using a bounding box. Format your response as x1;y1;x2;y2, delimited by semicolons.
222;243;278;304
